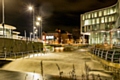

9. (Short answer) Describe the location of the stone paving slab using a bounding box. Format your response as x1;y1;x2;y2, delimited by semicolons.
0;69;43;80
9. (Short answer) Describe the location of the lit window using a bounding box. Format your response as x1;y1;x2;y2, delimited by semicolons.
85;20;91;25
96;18;99;24
110;8;114;14
94;12;97;17
114;8;116;13
105;17;107;22
112;16;114;21
92;19;95;24
109;16;112;22
99;11;102;16
101;17;104;23
104;10;107;15
88;14;91;18
92;13;94;18
82;15;85;20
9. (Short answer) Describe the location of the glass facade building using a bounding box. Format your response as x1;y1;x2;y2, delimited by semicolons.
0;24;20;39
80;0;120;45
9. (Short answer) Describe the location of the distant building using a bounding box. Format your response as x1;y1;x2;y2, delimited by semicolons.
72;28;80;43
45;32;57;44
45;32;71;44
0;24;20;39
80;0;120;45
12;31;20;39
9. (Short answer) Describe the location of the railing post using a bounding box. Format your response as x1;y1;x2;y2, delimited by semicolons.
105;50;109;60
111;50;115;62
97;49;100;56
101;49;104;58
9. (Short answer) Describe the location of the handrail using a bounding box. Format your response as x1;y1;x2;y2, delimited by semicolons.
91;48;120;64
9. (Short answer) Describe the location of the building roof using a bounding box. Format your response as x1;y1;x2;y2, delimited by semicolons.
12;31;20;34
0;24;16;30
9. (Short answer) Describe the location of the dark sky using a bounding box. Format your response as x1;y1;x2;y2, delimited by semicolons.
0;0;117;36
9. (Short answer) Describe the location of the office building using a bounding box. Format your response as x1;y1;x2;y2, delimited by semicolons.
81;0;120;45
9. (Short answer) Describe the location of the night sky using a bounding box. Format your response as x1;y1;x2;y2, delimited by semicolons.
0;0;117;36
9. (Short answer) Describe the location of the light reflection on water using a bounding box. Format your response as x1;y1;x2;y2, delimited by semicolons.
0;69;43;80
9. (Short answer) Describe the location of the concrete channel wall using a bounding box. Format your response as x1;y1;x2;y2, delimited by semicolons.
0;38;43;57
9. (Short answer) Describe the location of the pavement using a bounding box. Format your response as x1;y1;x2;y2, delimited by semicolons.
0;69;43;80
0;48;114;80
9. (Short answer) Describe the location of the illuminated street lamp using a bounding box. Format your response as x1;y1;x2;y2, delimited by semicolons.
35;21;40;38
37;17;42;21
36;21;40;26
36;16;42;40
28;5;35;40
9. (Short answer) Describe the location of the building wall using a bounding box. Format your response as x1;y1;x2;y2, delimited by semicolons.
80;1;120;45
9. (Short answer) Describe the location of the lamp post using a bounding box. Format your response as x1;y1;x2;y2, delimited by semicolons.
2;0;6;60
30;32;33;41
28;6;35;41
2;0;4;44
37;17;42;40
36;21;40;38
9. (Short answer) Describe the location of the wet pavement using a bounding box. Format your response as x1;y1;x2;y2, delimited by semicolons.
0;48;115;80
0;69;43;80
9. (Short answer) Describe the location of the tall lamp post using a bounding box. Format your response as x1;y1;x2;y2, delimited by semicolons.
37;17;42;40
36;21;40;38
28;6;35;40
2;0;6;60
30;32;33;41
2;0;5;37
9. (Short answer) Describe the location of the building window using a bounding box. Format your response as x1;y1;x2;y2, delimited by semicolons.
96;18;99;24
87;26;90;31
109;8;114;14
92;19;95;24
109;16;112;22
104;9;107;15
94;24;99;30
99;11;102;16
94;12;97;17
92;13;94;18
85;19;91;25
82;26;85;32
88;14;91;18
92;25;96;30
113;6;117;13
101;17;104;23
105;17;108;23
112;16;115;21
82;15;85;20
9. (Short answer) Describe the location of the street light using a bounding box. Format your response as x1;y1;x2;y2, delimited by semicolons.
36;21;40;26
36;16;42;40
30;32;33;41
28;5;35;40
2;0;6;60
37;17;42;21
2;0;5;38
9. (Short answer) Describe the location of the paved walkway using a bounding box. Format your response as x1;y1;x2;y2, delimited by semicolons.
0;48;114;80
